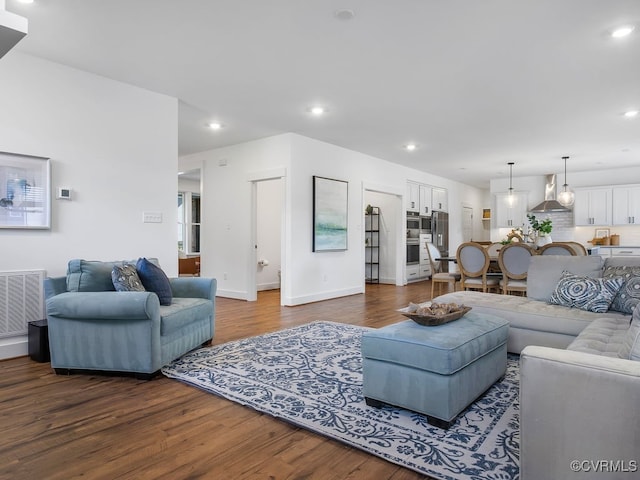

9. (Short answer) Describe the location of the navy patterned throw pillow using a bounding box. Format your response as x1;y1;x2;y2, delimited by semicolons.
603;265;640;314
111;264;145;292
136;257;172;306
549;270;623;313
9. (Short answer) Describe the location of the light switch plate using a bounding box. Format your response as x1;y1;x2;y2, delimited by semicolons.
143;211;162;223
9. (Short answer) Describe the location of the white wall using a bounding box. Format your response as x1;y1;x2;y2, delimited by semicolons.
0;52;178;359
181;132;487;305
186;134;292;300
178;177;200;194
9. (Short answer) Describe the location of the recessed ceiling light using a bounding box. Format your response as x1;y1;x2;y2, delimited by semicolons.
611;25;635;38
15;0;35;4
624;110;639;118
404;144;417;152
207;122;223;130
309;106;326;115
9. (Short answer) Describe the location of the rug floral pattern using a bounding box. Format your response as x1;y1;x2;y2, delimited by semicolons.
162;321;519;480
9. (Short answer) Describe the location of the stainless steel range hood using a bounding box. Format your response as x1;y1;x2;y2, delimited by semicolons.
529;174;571;213
0;5;28;59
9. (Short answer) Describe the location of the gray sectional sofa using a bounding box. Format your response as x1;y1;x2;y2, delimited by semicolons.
434;254;640;480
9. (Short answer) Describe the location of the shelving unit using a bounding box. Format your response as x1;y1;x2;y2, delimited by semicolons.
365;206;380;284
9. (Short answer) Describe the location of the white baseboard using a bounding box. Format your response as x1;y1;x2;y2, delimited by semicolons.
257;282;280;291
215;289;249;300
0;336;28;360
282;286;364;306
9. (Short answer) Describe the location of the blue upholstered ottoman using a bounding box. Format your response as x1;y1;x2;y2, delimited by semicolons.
361;312;509;429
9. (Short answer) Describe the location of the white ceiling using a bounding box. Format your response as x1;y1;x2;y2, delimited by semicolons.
6;0;640;188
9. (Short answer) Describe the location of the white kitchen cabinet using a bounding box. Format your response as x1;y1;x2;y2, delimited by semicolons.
495;192;528;228
406;264;420;282
420;264;432;278
612;185;640;225
406;181;420;212
574;187;612;226
432;187;447;212
596;247;640;257
419;184;432;215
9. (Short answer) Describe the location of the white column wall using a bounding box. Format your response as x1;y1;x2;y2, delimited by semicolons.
0;52;178;359
183;132;487;305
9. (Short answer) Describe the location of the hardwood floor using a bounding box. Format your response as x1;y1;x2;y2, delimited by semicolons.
0;281;448;480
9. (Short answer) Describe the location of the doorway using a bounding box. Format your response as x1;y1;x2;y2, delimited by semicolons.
256;178;284;292
363;183;405;286
247;168;287;304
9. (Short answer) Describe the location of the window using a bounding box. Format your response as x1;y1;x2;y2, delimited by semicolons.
177;192;185;252
191;194;200;253
178;192;200;254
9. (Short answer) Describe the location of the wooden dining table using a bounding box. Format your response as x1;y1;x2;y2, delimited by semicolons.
435;256;503;276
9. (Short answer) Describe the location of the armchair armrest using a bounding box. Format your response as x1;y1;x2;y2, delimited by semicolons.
46;291;160;320
170;277;216;300
520;346;640;480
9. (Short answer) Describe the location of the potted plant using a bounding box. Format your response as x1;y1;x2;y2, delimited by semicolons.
527;213;553;246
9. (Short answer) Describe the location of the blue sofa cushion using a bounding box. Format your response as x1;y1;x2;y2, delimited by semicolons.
67;258;160;292
160;297;213;336
111;264;145;292
549;270;623;313
137;257;172;306
67;259;122;292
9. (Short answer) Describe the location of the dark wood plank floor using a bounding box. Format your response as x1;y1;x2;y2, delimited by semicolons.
0;281;449;480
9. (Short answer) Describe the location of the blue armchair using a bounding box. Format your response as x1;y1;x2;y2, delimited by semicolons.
44;259;216;379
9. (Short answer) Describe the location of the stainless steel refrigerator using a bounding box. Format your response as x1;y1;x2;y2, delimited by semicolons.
432;211;449;271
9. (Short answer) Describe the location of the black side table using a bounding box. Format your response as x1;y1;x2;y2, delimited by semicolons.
28;319;50;362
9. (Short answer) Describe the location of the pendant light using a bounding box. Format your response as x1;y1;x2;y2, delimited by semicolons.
507;162;514;196
557;156;575;207
506;162;515;206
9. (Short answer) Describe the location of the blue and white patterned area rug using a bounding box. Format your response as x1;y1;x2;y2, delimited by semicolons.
162;321;520;480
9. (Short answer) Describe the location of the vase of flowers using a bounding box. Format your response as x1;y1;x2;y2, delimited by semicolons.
527;213;553;247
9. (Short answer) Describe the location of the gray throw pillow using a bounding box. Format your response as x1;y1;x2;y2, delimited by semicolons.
549;270;623;313
527;255;603;301
603;265;640;314
111;264;146;292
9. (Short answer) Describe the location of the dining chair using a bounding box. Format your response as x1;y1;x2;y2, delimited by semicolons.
538;243;576;256
456;242;500;293
558;241;587;256
485;242;503;273
426;242;461;298
497;243;536;295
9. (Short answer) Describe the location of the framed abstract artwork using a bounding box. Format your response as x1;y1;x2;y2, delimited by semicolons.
0;152;51;229
313;176;348;252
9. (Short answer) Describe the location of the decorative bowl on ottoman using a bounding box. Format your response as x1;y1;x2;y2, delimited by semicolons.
398;301;471;326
